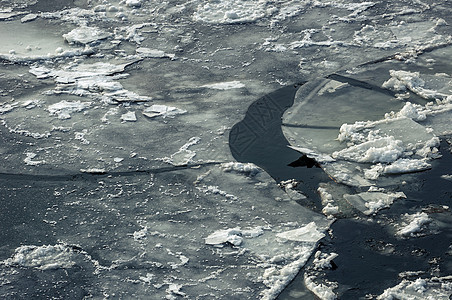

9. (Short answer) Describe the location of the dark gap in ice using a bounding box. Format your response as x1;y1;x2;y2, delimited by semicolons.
229;82;332;205
288;155;320;168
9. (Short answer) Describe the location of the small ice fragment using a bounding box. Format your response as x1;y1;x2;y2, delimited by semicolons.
313;251;338;270
142;105;186;118
121;111;137;122
24;152;45;166
80;168;106;174
47;100;91;120
114;157;124;163
304;275;337;300
136;48;171;58
384;158;431;174
133;226;148;241
276;222;325;243
201;81;245;90
21;13;38;23
126;0;142;8
4;244;76;270
398;212;431;237
221;162;261;176
63;26;112;44
205;228;243;247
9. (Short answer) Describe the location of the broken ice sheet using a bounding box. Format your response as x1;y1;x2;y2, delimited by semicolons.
142;104;186;119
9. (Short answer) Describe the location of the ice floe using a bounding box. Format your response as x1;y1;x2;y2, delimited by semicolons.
2;244;76;270
47;100;91;119
377;276;452;300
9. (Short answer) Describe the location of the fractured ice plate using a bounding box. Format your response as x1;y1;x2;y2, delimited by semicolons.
0;19;87;61
282;77;403;155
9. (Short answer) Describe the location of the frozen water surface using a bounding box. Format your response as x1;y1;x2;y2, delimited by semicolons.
1;0;452;299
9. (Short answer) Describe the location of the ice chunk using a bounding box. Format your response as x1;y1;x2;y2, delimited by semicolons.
304;274;337;300
142;105;186;119
47;100;91;119
383;70;449;100
20;13;38;23
121;111;137;122
221;162;261;177
276;222;325;243
126;0;142;8
397;212;431;237
4;244;76;270
194;0;269;24
24;152;45;166
313;251;339;270
384;158;431;174
205;227;264;247
63;26;112;44
201;81;245;90
344;191;406;215
333;136;404;163
136;47;175;59
377;276;452;300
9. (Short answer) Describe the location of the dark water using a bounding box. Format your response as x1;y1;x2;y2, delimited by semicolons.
229;83;452;299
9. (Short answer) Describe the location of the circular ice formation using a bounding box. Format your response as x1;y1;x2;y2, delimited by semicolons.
193;0;270;24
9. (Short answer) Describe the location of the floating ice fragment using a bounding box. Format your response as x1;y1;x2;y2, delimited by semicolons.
313;251;339;270
344;192;406;215
24;152;45;166
377;276;452;300
126;0;142;8
384;158;431;174
205;226;264;247
142;105;186;119
333;136;404;163
220;162;261;177
4;244;76;270
201;81;245;90
47;100;91;119
383;70;449;100
194;0;269;24
121;111;137;122
396;102;427;121
133;226;148;241
63;26;112;44
80;168;106;174
276;222;325;243
397;212;431;237
21;13;38;23
205;228;243;247
136;48;175;59
304;274;337;300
